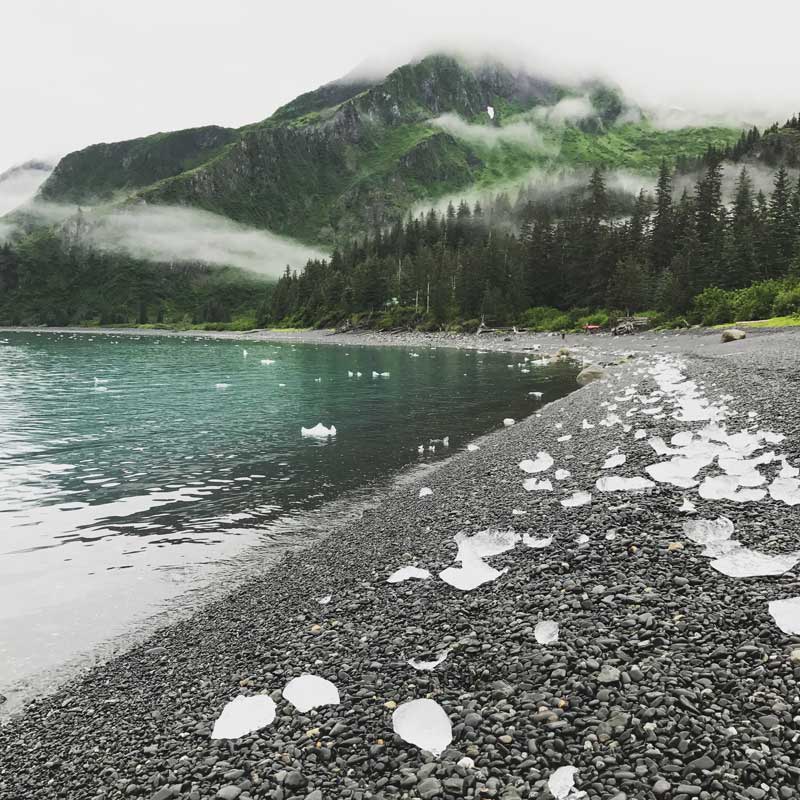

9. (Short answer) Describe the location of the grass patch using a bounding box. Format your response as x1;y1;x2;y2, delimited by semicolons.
713;316;800;329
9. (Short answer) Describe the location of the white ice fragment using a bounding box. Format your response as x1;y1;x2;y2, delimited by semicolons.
575;533;590;544
779;458;799;479
317;594;332;604
529;391;543;399
698;475;766;503
535;620;559;644
503;418;515;427
282;675;340;713
768;597;800;634
711;549;800;578
511;509;527;516
548;765;583;799
683;517;736;557
439;554;506;591
417;445;424;454
467;443;479;452
347;370;354;377
215;383;230;390
301;423;336;438
211;695;276;739
602;454;626;470
555;469;571;480
523;534;553;548
261;359;275;365
387;566;431;583
645;457;705;488
679;498;697;514
581;419;594;429
758;430;785;444
519;452;554;474
392;699;452;757
407;651;449;671
486;105;495;119
595;476;655;492
419;487;433;498
523;478;553;491
455;529;519;560
561;491;592;508
242;349;248;357
769;477;800;506
634;429;647;440
381;372;390;377
558;435;572;442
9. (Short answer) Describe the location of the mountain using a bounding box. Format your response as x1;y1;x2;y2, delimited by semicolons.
35;54;742;245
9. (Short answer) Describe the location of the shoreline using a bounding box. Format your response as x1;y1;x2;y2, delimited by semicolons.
2;329;800;799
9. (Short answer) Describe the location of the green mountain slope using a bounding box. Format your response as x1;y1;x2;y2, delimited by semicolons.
34;53;744;245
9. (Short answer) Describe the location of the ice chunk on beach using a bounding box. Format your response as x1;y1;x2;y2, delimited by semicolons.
769;477;800;506
768;596;800;635
779;458;799;479
392;698;452;757
455;529;519;560
603;454;626;470
711;548;800;578
548;765;583;799
419;487;433;498
535;620;559;644
683;517;736;557
439;554;506;591
645;457;705;488
698;475;766;503
561;491;592;508
634;429;647;440
523;477;553;491
558;434;572;442
317;594;332;605
523;534;553;548
282;675;340;713
408;651;449;671
301;423;337;438
388;566;431;583
503;418;515;427
211;695;276;739
679;498;697;514
519;452;554;473
467;443;480;452
582;419;594;429
596;476;655;492
555;469;571;480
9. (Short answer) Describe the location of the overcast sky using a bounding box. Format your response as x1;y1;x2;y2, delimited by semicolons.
3;0;800;173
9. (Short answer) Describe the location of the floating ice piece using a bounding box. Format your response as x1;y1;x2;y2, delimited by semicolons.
581;419;594;429
93;377;108;384
698;475;766;503
711;548;800;578
548;765;583;799
392;698;452;757
372;371;379;377
93;385;109;392
679;498;697;514
683;516;736;557
419;487;433;498
261;359;275;365
317;595;332;605
301;423;336;438
408;651;449;671
769;477;800;506
439;554;506;591
454;529;519;561
503;418;515;427
561;491;592;508
519;452;553;474
215;383;230;390
380;372;390;377
596;476;654;492
356;372;362;377
486;105;495;119
768;596;800;634
555;469;571;480
314;377;322;383
388;566;432;583
558;435;572;442
523;478;553;491
417;445;424;454
523;534;553;548
467;443;479;452
529;391;543;399
211;695;276;739
535;620;559;644
603;454;626;470
442;436;449;447
347;370;354;377
282;675;340;713
242;349;248;357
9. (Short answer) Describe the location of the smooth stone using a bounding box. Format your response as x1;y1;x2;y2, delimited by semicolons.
418;777;443;799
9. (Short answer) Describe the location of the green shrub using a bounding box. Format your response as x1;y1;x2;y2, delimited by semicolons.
772;283;800;316
692;286;735;326
731;280;782;321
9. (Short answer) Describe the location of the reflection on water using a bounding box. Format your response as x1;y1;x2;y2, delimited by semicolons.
0;331;577;709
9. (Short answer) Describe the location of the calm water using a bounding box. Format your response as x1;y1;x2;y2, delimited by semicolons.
0;330;577;708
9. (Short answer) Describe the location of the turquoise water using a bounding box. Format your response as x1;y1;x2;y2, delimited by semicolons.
0;330;577;706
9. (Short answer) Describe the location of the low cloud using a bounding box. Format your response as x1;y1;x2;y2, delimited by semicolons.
0;162;53;216
533;96;595;126
431;113;553;152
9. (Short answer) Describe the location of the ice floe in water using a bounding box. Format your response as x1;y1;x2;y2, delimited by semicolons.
535;620;559;644
503;418;515;427
767;596;800;634
260;359;275;365
211;695;276;739
596;476;654;492
561;491;592;508
523;478;553;491
301;423;337;438
698;475;766;503
215;383;230;390
388;566;432;583
769;477;800;506
523;534;553;549
548;765;583;799
519;452;553;473
392;699;452;757
282;675;340;713
407;651;449;671
602;453;626;469
419;487;433;498
711;548;800;578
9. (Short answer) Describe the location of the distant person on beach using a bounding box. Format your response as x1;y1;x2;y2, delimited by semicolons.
561;331;566;341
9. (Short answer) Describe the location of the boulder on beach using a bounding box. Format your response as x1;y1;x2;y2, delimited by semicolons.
721;328;746;343
576;364;608;385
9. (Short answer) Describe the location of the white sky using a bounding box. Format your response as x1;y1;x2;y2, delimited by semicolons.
3;0;800;173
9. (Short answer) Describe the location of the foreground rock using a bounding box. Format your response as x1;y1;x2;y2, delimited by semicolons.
721;328;747;342
1;329;800;800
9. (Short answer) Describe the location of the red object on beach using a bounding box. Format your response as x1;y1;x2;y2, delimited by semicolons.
584;324;601;334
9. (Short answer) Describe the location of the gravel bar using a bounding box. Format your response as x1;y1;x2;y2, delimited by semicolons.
2;328;800;800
